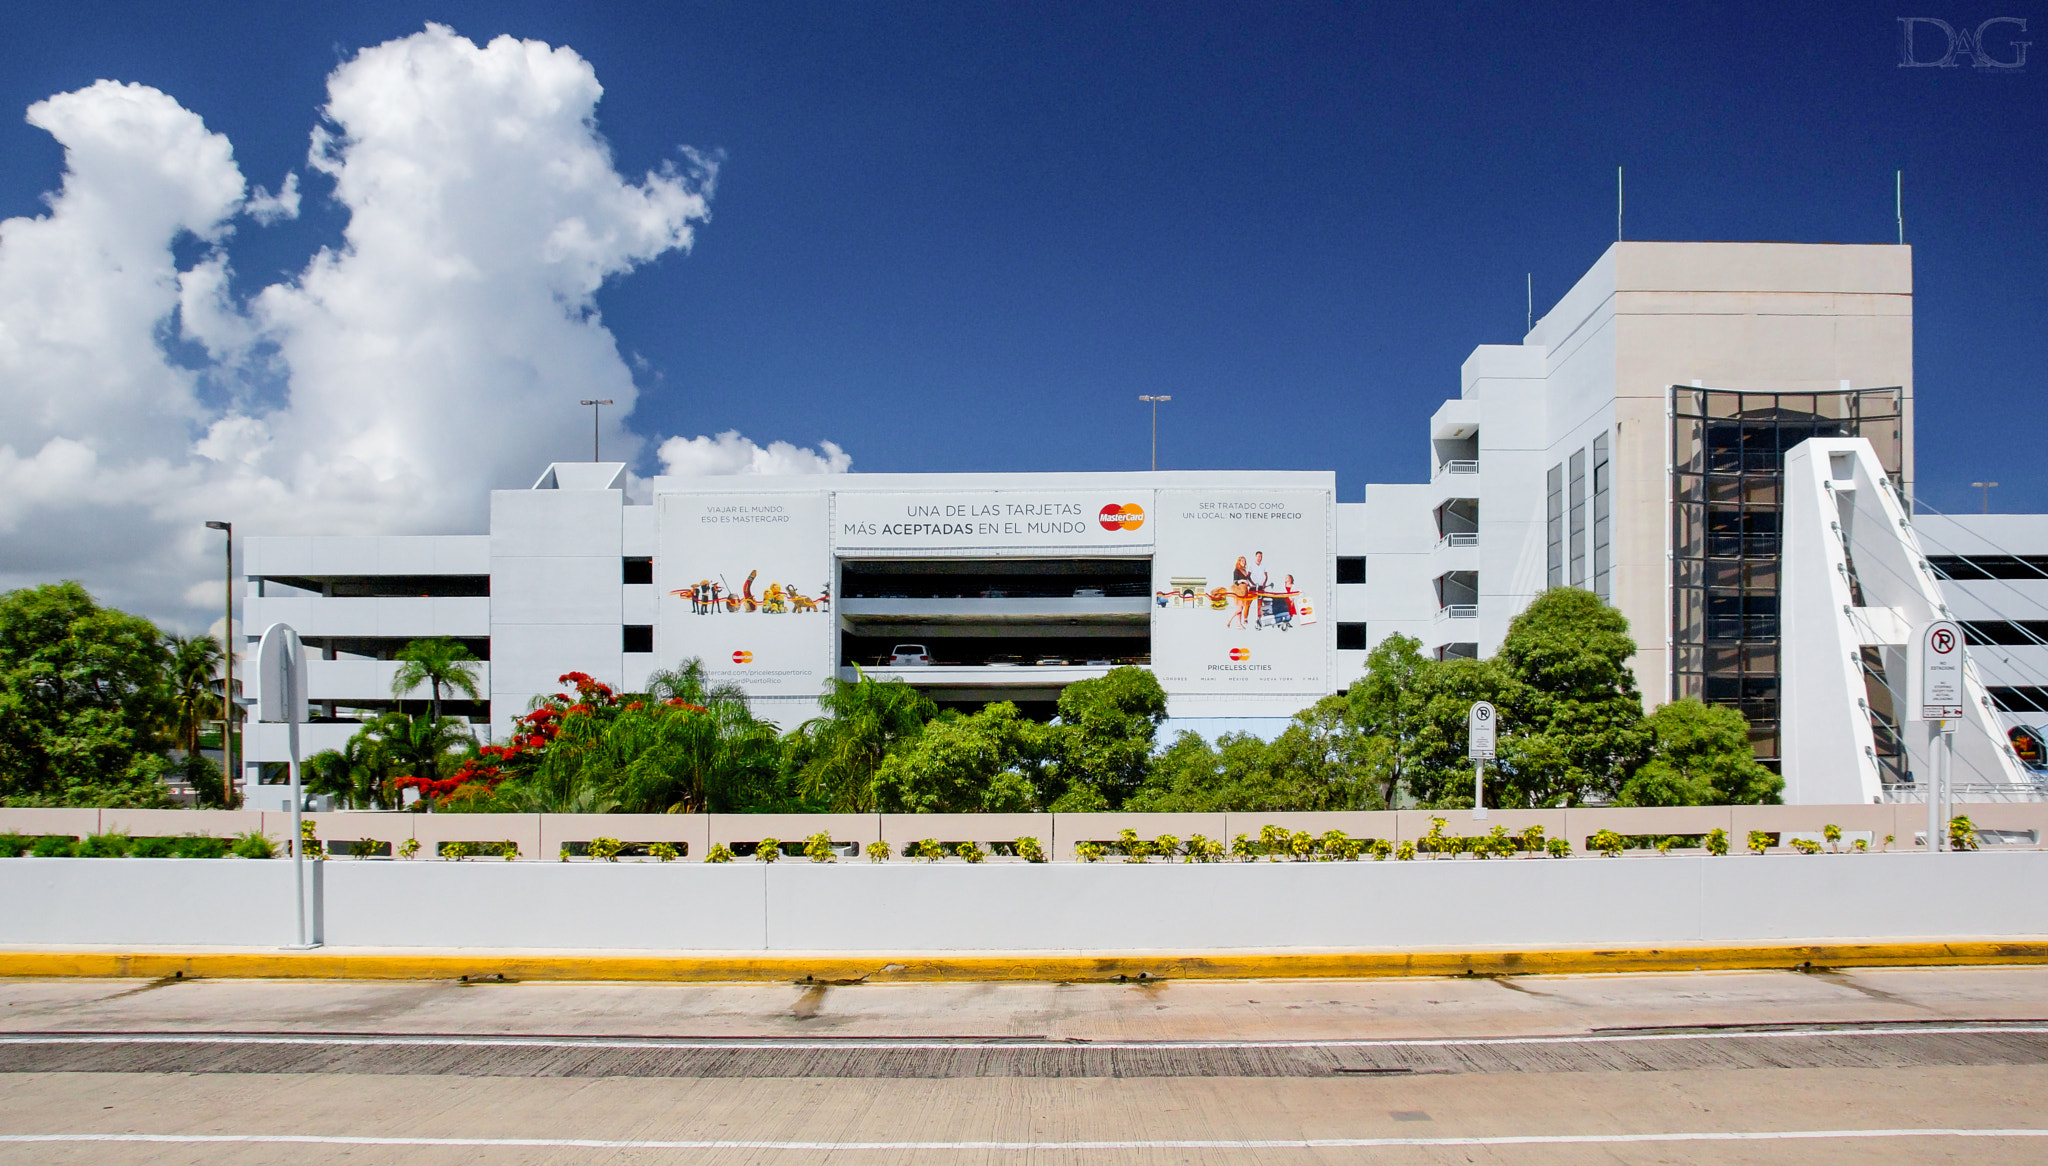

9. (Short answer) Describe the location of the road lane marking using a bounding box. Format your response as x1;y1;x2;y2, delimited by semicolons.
0;1129;2045;1150
0;1024;2041;1052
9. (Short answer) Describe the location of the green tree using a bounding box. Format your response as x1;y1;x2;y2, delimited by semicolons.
390;638;482;722
873;701;1054;813
1618;698;1783;806
1487;588;1651;807
163;634;224;758
604;664;785;813
788;671;936;812
1344;634;1432;805
304;732;399;810
0;582;176;806
1049;666;1166;809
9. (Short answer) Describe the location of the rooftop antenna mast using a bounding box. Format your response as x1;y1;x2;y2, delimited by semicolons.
1617;166;1624;242
1526;273;1533;335
1896;169;1904;245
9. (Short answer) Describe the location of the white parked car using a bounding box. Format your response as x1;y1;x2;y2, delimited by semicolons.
889;644;933;666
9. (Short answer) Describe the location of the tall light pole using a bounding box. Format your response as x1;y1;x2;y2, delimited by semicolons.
580;399;614;461
204;520;235;807
1972;481;1998;513
1138;395;1171;472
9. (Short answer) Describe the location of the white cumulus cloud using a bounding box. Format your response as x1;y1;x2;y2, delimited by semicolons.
0;25;842;630
656;431;853;476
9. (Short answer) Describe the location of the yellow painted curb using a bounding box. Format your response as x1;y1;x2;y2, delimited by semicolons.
2;942;2046;983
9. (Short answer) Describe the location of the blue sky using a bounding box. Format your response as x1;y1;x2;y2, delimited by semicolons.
1;0;2042;526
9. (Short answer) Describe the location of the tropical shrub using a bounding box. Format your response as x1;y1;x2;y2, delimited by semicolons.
1116;829;1150;863
29;835;75;857
300;819;323;860
1517;824;1545;853
954;841;986;864
704;843;735;863
648;842;678;862
1545;837;1571;858
1074;841;1105;863
1589;829;1624;857
1319;830;1362;861
751;837;780;863
1419;817;1450;858
907;838;945;862
1791;838;1823;855
1229;833;1256;862
0;833;30;857
130;836;176;858
175;835;230;859
1184;834;1225;862
865;840;892;862
398;838;421;860
804;832;837;863
1704;828;1730;857
1948;816;1981;852
79;832;132;858
1014;836;1045;863
1395;841;1416;861
1151;834;1181;861
441;841;470;861
1745;830;1771;856
1853;838;1869;853
232;831;277;859
1823;824;1842;852
1369;838;1394;861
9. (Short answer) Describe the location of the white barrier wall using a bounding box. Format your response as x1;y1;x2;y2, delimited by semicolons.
3;853;2045;952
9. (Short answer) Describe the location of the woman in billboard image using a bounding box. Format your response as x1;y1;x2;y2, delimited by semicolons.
1228;555;1255;629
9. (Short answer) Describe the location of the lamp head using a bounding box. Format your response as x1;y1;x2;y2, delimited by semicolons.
205;520;231;531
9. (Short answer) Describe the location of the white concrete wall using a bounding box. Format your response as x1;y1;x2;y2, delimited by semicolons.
5;852;2046;951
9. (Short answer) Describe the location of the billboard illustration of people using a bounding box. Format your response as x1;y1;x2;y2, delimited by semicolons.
674;571;831;614
1150;489;1332;693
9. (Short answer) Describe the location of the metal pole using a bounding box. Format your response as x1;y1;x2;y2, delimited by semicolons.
1941;722;1956;852
1896;169;1903;246
1616;166;1623;242
223;526;233;806
1928;721;1942;852
1150;401;1157;472
579;399;614;461
289;646;306;947
1472;757;1486;821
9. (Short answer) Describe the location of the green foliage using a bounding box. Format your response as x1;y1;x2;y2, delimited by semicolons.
1853;838;1868;853
398;838;421;860
789;671;936;812
704;843;735;863
231;831;277;859
498;840;521;861
1116;828;1150;862
865;840;893;862
175;835;230;859
78;832;130;857
441;841;470;861
1704;827;1730;856
907;838;945;862
1184;834;1224;862
1618;699;1782;806
1319;830;1362;861
1518;824;1546;852
752;836;782;862
1151;833;1181;860
1369;838;1394;861
1228;833;1256;861
1073;841;1104;863
1791;838;1823;854
873;702;1051;813
1013;836;1045;863
1545;837;1571;858
0;832;31;857
1948;816;1981;852
584;837;623;861
1745;829;1771;856
391;638;482;721
649;842;678;862
0;582;179;807
1394;841;1416;861
31;834;76;857
954;841;986;863
1823;823;1842;851
1589;829;1624;857
804;832;837;862
130;836;176;858
1046;667;1168;810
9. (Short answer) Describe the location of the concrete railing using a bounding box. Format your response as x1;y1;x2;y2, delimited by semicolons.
3;804;2042;861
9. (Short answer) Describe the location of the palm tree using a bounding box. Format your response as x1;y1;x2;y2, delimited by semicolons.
360;709;475;784
163;634;224;758
788;670;936;812
391;638;482;722
606;663;782;813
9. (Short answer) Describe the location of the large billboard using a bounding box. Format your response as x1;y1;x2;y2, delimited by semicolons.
832;490;1156;553
1149;489;1332;693
656;492;834;696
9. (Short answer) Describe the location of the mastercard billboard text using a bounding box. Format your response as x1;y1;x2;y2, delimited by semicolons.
1098;503;1146;532
730;650;754;664
1228;647;1251;662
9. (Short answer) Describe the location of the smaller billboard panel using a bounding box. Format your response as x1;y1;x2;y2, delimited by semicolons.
832;491;1155;552
656;492;834;696
1149;490;1332;693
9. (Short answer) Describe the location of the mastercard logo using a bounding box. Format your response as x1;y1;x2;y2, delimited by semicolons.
1099;503;1146;531
731;650;754;664
1228;647;1251;662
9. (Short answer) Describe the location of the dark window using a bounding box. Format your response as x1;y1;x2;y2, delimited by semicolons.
1336;557;1366;585
1991;687;2048;714
1927;555;2048;581
1961;620;2048;647
622;557;654;585
261;574;489;598
1337;622;1368;651
623;625;653;653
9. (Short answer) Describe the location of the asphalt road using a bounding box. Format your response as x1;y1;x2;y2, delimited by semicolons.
3;966;2047;1163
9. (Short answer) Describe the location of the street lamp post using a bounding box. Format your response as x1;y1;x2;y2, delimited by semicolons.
1971;482;1998;514
580;399;615;461
204;520;235;807
1138;395;1171;472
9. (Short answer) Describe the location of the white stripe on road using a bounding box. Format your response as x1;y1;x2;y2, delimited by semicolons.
0;1129;2045;1150
0;1023;2040;1052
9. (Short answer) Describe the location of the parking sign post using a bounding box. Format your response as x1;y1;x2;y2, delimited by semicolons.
1914;620;1964;853
1468;701;1497;821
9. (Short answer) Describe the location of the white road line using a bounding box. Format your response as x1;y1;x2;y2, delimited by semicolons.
0;1129;2044;1150
0;1025;2039;1052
